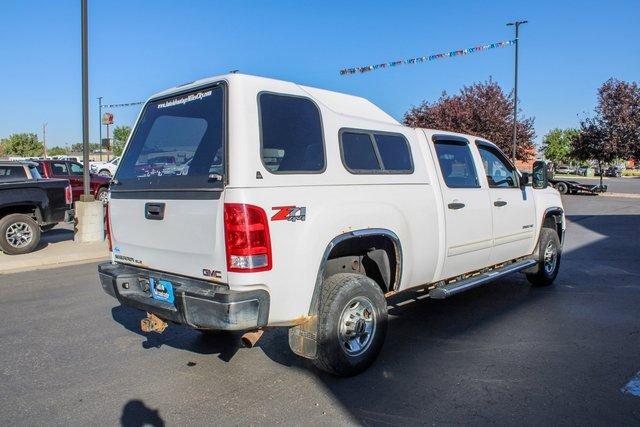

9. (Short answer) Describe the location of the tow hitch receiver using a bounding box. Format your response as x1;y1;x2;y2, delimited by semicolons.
140;312;168;333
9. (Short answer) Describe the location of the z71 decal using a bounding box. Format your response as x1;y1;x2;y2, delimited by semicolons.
271;206;306;222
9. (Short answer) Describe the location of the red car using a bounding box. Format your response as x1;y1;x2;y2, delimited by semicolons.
35;160;110;203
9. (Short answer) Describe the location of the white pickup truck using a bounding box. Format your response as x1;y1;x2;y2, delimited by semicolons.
98;73;564;376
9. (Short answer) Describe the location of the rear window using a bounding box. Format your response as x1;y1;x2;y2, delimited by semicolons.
116;84;225;191
259;93;325;173
0;165;27;182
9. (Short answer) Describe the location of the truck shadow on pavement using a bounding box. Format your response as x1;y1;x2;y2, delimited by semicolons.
110;306;241;362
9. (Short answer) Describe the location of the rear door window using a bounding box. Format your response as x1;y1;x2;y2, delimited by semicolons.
433;139;480;188
259;93;325;173
51;162;69;176
116;84;225;192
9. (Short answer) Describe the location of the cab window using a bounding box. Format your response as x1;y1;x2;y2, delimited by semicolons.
476;144;519;188
70;163;84;176
51;162;69;176
433;139;479;188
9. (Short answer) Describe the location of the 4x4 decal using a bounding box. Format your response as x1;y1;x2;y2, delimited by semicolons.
271;206;306;222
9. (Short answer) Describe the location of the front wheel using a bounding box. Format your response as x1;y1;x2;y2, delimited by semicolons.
96;187;109;204
313;273;388;377
0;214;41;255
526;228;561;287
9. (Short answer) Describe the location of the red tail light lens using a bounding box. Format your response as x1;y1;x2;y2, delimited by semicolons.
105;204;113;252
64;184;73;205
224;203;272;272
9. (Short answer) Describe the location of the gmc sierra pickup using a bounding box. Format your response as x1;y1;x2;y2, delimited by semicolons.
98;74;564;376
0;161;73;254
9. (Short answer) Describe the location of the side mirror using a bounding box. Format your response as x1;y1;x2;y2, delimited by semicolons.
520;172;530;187
532;160;548;189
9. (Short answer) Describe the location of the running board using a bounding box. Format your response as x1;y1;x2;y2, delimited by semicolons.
429;259;537;299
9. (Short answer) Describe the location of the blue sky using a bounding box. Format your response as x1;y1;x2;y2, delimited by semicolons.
1;0;638;148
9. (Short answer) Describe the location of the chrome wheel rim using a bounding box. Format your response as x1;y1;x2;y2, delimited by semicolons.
99;190;109;204
543;241;557;274
338;296;376;356
6;222;33;248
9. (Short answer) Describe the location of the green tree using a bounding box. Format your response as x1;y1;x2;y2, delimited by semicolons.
112;125;131;156
0;133;43;157
404;79;536;161
572;78;640;187
48;146;69;156
541;128;578;166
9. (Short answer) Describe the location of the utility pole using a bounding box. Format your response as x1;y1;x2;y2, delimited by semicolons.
507;20;528;164
42;122;48;158
98;96;103;162
81;0;91;199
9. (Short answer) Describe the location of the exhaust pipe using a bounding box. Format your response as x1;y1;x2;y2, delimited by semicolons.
241;329;264;348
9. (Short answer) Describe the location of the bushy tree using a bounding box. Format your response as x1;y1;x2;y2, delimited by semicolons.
572;78;640;186
0;133;43;157
48;146;68;156
112;126;131;156
542;128;578;166
404;79;536;161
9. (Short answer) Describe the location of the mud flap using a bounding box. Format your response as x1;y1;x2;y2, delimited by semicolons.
288;316;318;359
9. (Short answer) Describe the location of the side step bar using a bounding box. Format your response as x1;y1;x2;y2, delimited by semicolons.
429;259;537;299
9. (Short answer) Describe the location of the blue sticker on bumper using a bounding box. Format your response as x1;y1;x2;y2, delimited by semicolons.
150;278;175;304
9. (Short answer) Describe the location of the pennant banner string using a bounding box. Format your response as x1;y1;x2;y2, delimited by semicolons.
103;101;145;108
340;40;515;76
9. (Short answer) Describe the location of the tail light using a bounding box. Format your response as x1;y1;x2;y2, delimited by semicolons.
105;204;113;252
224;203;272;272
64;184;72;205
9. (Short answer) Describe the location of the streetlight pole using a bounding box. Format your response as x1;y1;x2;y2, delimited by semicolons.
81;0;91;200
98;96;103;162
507;20;528;164
42;122;48;158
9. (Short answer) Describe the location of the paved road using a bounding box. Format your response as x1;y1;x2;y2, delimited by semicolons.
1;196;640;425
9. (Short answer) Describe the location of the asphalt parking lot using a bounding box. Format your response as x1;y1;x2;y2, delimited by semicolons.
1;194;640;425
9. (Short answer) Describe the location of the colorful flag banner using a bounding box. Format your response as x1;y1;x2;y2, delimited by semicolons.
103;101;145;108
340;40;515;76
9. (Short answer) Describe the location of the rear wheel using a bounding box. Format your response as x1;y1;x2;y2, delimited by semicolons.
526;227;561;287
313;273;388;377
555;182;569;194
0;214;41;255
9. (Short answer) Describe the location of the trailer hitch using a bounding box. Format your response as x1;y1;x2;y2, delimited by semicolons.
140;312;168;333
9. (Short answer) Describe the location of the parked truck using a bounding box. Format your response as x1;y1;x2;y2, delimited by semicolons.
98;74;564;376
0;161;73;254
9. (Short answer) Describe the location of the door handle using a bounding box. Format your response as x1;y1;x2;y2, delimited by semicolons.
447;202;466;210
494;200;508;207
145;202;165;220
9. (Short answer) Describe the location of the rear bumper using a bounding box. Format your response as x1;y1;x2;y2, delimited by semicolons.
98;262;269;331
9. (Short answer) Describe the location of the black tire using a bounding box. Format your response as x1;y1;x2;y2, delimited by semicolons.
97;187;109;204
0;214;41;255
313;273;388;377
555;182;569;194
526;227;561;287
98;169;112;178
